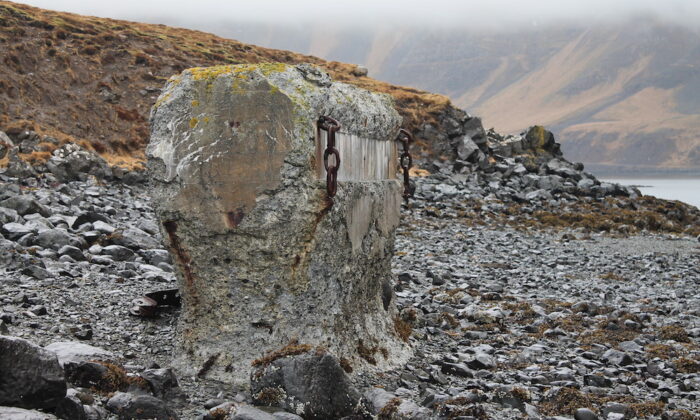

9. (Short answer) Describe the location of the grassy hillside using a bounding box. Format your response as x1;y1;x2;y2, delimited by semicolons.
0;1;450;167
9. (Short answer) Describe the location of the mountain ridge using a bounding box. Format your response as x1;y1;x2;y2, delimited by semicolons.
224;19;700;171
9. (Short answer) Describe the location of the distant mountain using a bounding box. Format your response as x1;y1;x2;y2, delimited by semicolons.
223;19;700;172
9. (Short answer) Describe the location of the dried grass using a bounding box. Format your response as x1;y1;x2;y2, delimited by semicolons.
251;339;312;367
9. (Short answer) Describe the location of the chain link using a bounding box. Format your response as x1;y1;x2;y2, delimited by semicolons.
397;129;414;202
317;116;341;198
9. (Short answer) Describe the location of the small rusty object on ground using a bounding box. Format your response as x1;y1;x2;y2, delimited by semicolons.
129;288;181;317
397;129;414;202
317;115;341;198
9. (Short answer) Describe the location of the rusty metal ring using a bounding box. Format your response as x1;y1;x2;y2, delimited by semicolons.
323;148;340;172
397;128;412;144
400;153;412;169
326;169;338;197
318;115;340;132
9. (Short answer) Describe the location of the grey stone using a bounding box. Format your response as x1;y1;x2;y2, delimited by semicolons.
466;353;495;370
34;229;74;251
0;406;59;420
101;245;135;261
106;392;178;420
251;351;360;420
363;388;430;419
584;374;612;387
351;65;368;77
21;266;50;280
58;245;85;261
0;131;13;159
441;362;474;377
602;349;634;366
0;207;19;224
271;413;303;420
0;336;67;410
574;408;599;420
1;222;33;240
230;406;277;420
92;221;115;234
44;341;114;367
140;368;178;397
148;63;409;382
64;361;110;390
71;212;110;230
0;196;51;217
525;189;552;201
4;149;37;178
618;341;642;353
46;144;111;182
109;227;160;250
601;402;630;418
456;136;480;161
141;249;171;265
55;391;88;420
578;178;596;191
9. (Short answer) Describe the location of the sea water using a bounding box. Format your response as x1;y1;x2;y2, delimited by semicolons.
602;178;700;209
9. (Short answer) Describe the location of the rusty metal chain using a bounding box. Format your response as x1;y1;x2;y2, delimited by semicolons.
317;116;341;198
397;129;414;202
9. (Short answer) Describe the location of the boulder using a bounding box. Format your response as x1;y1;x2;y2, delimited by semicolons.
0;336;67;410
46;143;111;182
524;125;561;156
251;351;360;419
147;63;410;383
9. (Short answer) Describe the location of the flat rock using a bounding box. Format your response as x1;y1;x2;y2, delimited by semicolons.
0;406;59;420
44;341;114;367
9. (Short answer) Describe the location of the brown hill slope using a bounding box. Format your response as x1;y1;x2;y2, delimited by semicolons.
0;1;450;166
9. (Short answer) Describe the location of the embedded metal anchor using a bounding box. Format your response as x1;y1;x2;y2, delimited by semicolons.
317;116;341;198
129;288;181;318
397;129;414;202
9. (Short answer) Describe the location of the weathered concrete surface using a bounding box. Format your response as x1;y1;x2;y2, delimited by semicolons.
147;63;409;384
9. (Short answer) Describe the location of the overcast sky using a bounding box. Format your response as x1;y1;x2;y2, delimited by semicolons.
13;0;700;29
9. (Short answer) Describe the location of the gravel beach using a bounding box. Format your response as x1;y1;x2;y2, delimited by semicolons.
1;167;698;419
